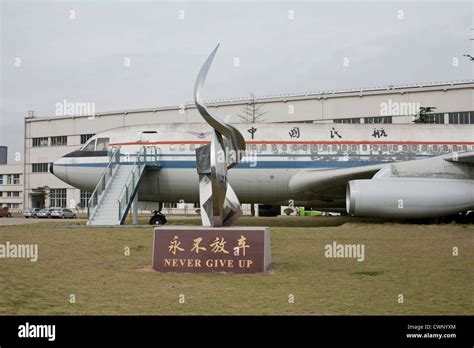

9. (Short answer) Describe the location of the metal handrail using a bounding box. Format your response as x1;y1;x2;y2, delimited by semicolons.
117;147;146;222
117;146;160;223
87;146;121;222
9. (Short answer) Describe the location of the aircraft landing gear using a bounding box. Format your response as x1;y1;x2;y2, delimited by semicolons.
149;210;167;225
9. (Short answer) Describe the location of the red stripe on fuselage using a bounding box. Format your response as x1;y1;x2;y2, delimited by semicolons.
110;140;474;146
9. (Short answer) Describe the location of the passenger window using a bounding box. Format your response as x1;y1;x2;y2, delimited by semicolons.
180;144;185;151
462;145;467;151
382;145;388;152
272;144;278;152
411;145;418;151
362;145;367;151
433;145;438;152
261;144;267;152
82;139;96;151
393;145;398;152
190;144;196;151
442;145;448;153
322;145;328;152
372;145;378;151
453;145;458;152
331;145;337;152
96;138;109;151
291;144;298;152
342;145;347;151
302;144;308;152
422;145;428;152
402;145;408;152
170;145;175;151
311;144;318;152
282;144;288;152
351;145;357;151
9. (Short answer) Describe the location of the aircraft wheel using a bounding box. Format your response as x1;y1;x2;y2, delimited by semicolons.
150;214;167;225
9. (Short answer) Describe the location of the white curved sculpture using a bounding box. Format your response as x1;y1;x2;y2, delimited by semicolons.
194;44;246;227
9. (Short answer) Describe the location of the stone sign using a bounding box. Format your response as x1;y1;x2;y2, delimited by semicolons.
152;226;271;273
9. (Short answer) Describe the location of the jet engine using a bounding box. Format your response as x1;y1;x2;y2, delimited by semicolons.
346;178;474;218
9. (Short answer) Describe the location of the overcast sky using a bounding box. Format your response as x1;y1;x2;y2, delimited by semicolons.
1;0;472;162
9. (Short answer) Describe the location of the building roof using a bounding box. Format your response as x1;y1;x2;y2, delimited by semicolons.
26;79;474;122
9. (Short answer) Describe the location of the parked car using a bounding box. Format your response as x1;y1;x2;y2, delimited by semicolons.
23;208;41;218
36;208;54;219
50;208;76;219
0;207;12;218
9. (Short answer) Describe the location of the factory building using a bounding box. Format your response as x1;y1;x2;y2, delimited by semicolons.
0;164;24;212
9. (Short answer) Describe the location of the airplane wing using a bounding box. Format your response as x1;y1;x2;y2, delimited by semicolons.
444;151;474;164
288;163;385;199
288;151;474;203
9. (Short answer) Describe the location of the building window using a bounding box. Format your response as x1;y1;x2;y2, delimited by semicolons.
32;137;49;147
51;136;68;146
6;174;20;185
334;117;361;124
163;203;177;208
7;203;19;209
80;134;95;144
50;188;67;207
7;191;20;197
448;112;473;124
425;113;444;124
80;190;91;207
0;175;3;185
364;116;392;124
32;163;50;173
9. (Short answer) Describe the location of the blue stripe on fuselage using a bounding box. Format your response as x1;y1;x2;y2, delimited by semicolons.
55;160;386;169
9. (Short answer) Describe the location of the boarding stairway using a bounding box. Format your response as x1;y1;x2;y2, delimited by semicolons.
87;146;160;226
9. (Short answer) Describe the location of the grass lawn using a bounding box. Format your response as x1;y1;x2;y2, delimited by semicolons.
0;217;472;315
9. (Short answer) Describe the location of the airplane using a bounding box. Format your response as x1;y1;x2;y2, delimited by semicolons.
50;121;474;224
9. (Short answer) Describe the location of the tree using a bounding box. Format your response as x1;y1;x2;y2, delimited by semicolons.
413;106;437;124
238;93;266;123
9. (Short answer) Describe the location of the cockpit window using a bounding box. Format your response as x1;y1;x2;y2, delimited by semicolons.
81;138;109;151
82;139;96;151
96;138;109;151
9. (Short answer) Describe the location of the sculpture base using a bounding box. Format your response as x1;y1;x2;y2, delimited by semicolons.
152;226;271;273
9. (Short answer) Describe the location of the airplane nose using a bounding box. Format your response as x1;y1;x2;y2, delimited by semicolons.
49;163;54;175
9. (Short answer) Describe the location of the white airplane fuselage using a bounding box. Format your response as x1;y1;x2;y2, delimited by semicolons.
51;122;474;211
